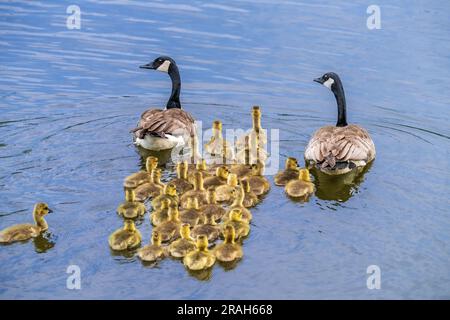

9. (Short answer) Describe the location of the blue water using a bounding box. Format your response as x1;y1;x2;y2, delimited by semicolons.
0;0;449;299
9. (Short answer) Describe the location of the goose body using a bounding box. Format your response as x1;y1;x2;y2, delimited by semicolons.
183;235;216;270
214;225;243;262
0;203;52;243
285;168;315;199
305;73;375;175
132;56;196;151
117;188;146;219
109;220;142;251
138;231;165;262
169;224;196;258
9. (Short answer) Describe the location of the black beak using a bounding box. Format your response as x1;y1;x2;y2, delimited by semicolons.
139;63;155;70
314;77;324;84
47;208;53;213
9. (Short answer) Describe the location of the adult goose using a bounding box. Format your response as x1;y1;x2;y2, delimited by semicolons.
305;72;376;175
132;56;196;151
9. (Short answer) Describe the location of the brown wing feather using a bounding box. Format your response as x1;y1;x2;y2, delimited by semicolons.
133;108;195;139
305;125;375;168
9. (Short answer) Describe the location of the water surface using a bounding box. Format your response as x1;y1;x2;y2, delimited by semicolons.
0;0;449;299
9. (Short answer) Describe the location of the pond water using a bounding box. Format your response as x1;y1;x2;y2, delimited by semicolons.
0;0;449;299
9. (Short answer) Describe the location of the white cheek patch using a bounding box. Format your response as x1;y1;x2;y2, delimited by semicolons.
323;78;334;89
156;60;171;73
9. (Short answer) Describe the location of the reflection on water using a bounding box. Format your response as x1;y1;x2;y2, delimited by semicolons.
33;232;56;253
187;267;213;281
311;162;374;202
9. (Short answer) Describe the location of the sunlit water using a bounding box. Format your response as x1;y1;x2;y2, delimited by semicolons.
1;0;449;299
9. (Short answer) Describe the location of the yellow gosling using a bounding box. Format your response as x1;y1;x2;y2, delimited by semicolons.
168;161;193;196
274;157;300;186
169;223;196;258
225;187;252;223
135;168;165;201
200;188;226;222
242;162;270;196
203;166;229;190
108;220;141;251
151;198;171;226
124;156;158;188
183;235;216;271
179;197;203;227
151;183;178;209
285;168;315;199
191;215;220;242
221;209;250;240
180;172;208;208
0;203;52;243
137;230;165;262
117;188;146;219
214;225;243;262
215;173;238;203
154;203;182;242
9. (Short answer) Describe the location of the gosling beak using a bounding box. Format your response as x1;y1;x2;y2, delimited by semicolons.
139;62;156;70
314;77;324;84
47;208;53;213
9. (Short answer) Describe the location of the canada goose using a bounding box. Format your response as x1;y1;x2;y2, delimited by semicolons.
274;157;300;186
117;188;146;219
169;223;196;258
200;188;226;222
214;225;243;262
204;120;234;164
137;230;165;262
135;168;165;202
305;72;376;175
203;166;229;190
222;209;250;240
180;172;208;208
132;56;196;151
191;215;220;243
154;203;181;242
183;235;216;270
0;203;52;243
109;220;142;251
168;161;193;195
124;156;158;188
285;168;315;199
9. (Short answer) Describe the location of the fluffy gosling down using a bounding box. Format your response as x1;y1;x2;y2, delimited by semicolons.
183;235;216;271
285;168;315;199
109;220;142;251
0;203;52;243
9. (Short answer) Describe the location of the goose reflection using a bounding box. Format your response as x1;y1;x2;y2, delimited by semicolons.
33;232;56;253
310;161;373;202
186;267;213;281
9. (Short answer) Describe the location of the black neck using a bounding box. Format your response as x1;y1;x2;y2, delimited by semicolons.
331;80;347;127
167;64;181;109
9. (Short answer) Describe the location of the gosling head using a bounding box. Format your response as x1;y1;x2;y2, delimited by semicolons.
165;183;177;196
145;156;158;172
223;224;236;243
125;187;136;202
34;202;53;217
227;173;238;187
140;56;176;73
286;157;299;170
229;208;243;221
216;166;229;179
212;120;222;132
252;105;261;117
180;223;191;239
299;168;311;182
123;219;136;232
151;230;162;245
196;235;209;251
168;203;180;221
